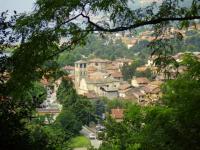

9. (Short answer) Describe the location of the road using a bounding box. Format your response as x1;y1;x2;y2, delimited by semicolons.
80;126;102;149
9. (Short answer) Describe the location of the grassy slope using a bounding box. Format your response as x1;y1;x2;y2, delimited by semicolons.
69;136;91;148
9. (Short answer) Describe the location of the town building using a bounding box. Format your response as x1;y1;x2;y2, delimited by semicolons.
72;57;165;104
131;77;150;87
111;108;124;122
74;58;126;99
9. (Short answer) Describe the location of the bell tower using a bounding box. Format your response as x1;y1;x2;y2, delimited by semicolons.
74;60;87;89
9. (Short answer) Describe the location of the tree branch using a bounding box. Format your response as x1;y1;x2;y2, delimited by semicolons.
81;15;200;32
56;13;82;29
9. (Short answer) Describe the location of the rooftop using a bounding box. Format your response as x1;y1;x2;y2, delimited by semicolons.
75;60;87;64
110;71;123;78
149;80;163;86
111;108;124;119
118;83;132;90
134;77;150;84
88;72;109;80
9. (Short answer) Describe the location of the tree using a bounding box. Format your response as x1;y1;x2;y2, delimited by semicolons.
94;99;106;120
0;81;47;150
121;59;144;81
135;68;155;80
1;0;200;149
57;78;95;125
55;109;82;139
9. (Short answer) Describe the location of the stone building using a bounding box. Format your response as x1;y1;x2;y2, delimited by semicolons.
88;58;111;71
74;60;87;89
74;58;122;99
78;72;120;98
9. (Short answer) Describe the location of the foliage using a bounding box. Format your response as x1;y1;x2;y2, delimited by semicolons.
94;99;106;120
105;98;130;112
27;124;68;150
135;68;155;80
57;78;95;125
55;109;82;139
0;81;48;150
0;98;32;150
121;59;145;81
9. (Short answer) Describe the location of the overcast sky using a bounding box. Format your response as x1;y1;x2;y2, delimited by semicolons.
0;0;191;13
0;0;160;12
0;0;35;13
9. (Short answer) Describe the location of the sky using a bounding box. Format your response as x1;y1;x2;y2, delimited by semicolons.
0;0;35;13
0;0;191;13
0;0;160;13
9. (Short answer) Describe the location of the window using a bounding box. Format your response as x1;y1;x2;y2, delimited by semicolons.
84;63;86;68
80;64;83;68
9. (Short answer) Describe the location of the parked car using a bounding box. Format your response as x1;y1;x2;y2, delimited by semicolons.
89;133;96;139
96;124;105;131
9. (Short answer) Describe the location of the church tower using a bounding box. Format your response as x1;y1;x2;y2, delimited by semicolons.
74;60;87;90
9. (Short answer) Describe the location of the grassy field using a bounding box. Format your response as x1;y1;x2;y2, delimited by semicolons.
69;136;91;148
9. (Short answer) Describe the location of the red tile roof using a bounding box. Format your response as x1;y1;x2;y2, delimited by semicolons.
111;108;124;119
135;77;150;84
118;83;131;90
110;72;123;78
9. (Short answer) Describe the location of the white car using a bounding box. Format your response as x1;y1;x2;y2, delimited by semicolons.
96;124;105;131
89;133;96;139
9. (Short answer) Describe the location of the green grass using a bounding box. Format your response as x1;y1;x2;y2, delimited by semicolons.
69;136;91;148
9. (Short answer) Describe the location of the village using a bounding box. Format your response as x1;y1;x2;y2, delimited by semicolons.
63;52;200;107
28;28;200;148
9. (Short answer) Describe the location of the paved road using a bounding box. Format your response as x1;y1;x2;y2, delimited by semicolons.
80;126;102;149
